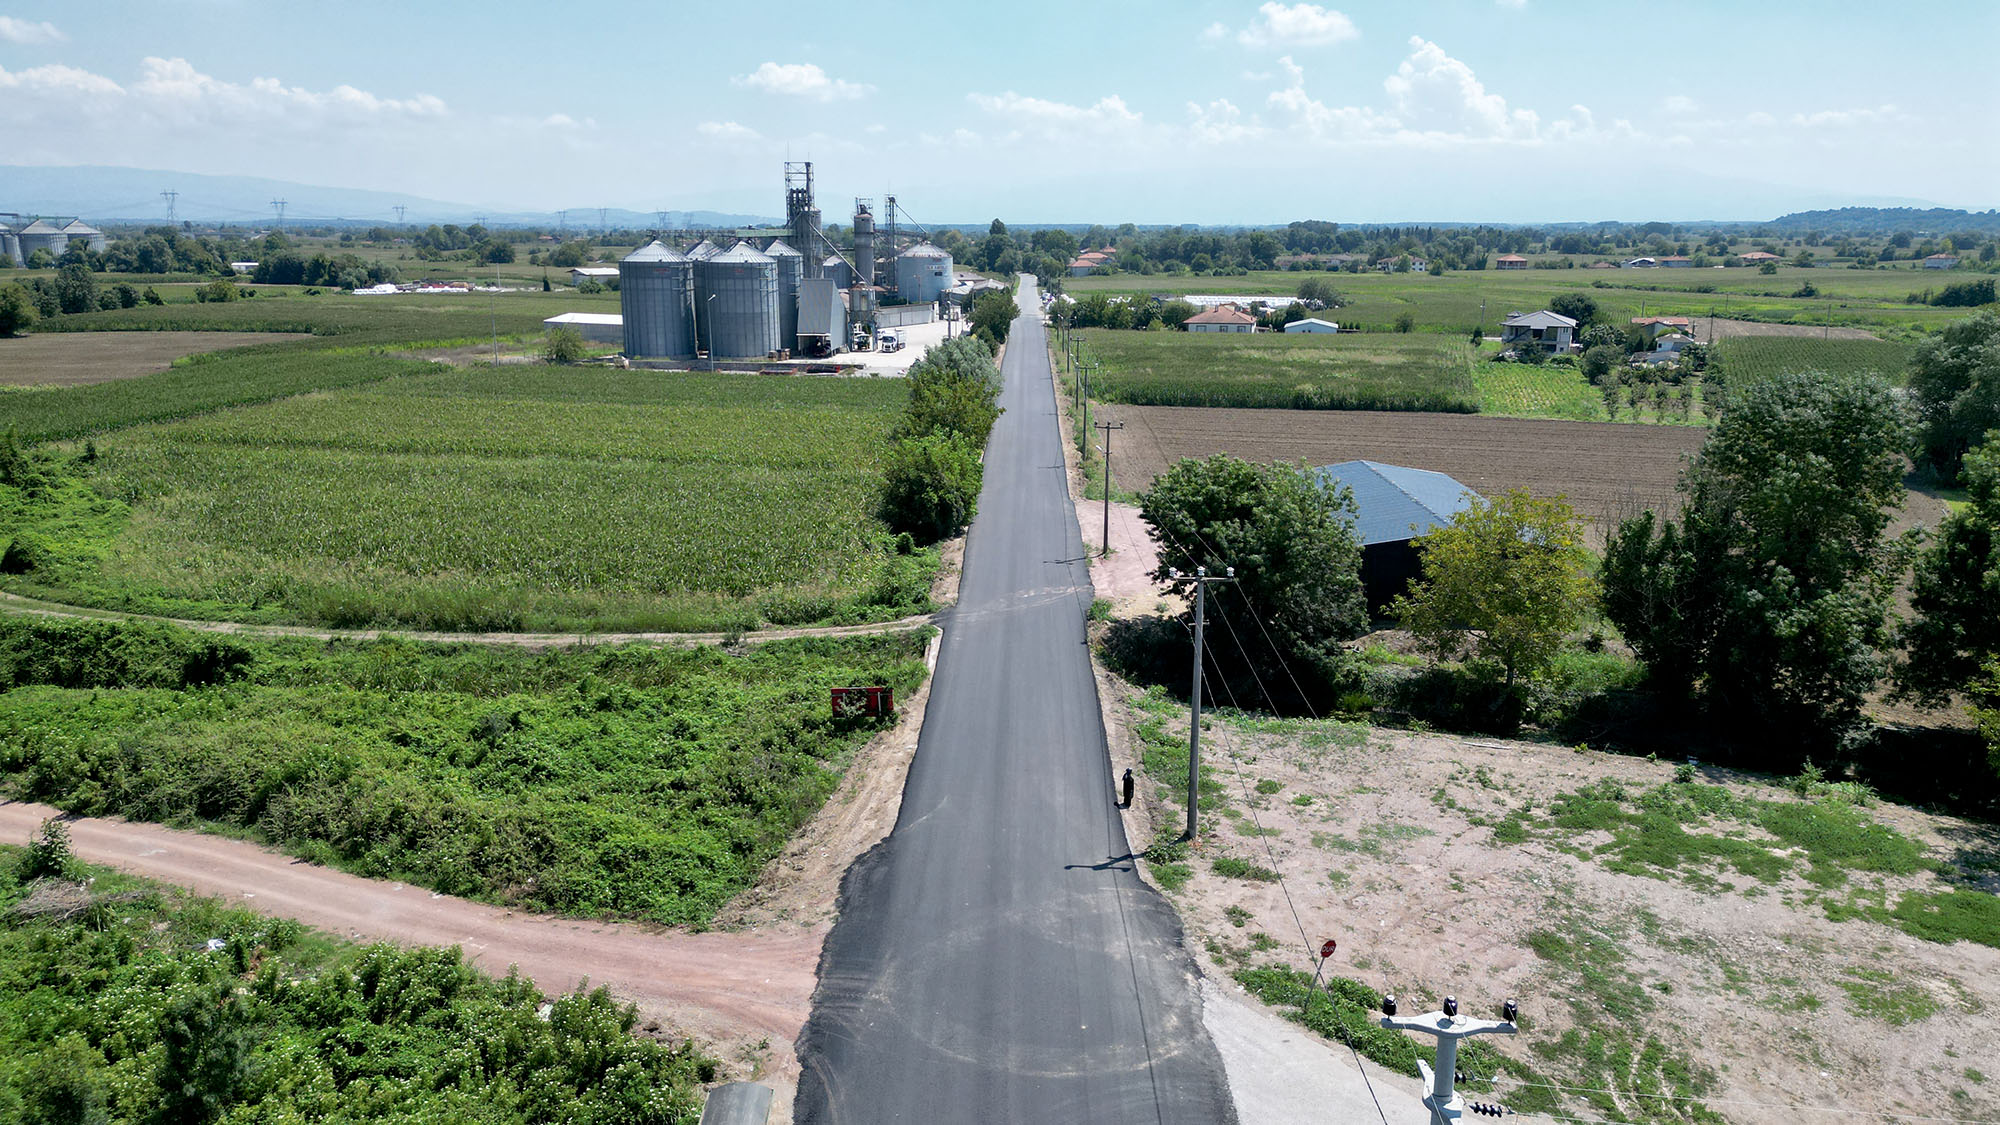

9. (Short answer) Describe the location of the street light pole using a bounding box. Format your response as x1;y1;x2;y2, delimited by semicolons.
1168;565;1234;842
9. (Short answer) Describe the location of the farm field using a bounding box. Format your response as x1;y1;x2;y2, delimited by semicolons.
1078;328;1477;412
3;366;932;632
28;286;616;347
0;615;930;927
0;331;301;387
1115;688;2000;1125
1062;267;1971;336
0;842;716;1121
1713;334;1914;385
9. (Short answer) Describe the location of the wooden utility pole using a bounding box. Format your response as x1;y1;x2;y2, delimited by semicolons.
1168;566;1234;841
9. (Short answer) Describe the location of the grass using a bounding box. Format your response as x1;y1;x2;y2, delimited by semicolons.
0;840;713;1122
0;615;929;926
1212;856;1282;882
1712;336;1914;386
1472;358;1606;421
29;286;616;348
1079;329;1478;413
1838;967;1941;1026
4;366;937;632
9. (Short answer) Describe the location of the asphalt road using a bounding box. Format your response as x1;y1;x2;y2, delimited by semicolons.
794;281;1236;1123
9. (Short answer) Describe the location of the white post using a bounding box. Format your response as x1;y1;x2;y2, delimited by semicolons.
1379;1000;1517;1125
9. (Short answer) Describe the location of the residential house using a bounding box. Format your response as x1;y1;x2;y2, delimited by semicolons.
1284;318;1340;334
1652;332;1695;354
1739;251;1780;265
1312;460;1481;610
1622;257;1658;268
1500;309;1578;353
1495;254;1529;270
1184;305;1257;333
1067;248;1116;276
1630;316;1693;341
1924;253;1960;270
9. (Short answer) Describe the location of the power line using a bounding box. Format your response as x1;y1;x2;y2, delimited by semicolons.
269;198;287;228
160;190;177;224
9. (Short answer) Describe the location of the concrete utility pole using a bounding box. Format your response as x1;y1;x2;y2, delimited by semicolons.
1378;995;1518;1125
1167;566;1234;841
1095;420;1123;557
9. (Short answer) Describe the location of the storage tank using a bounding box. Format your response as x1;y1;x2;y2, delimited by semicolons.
60;220;108;254
854;205;875;291
695;241;779;358
763;239;804;352
895;242;953;304
684;238;720;261
618;240;695;359
16;220;68;262
0;225;20;268
822;254;855;289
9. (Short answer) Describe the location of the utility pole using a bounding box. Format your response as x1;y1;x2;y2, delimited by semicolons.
161;190;178;224
1166;566;1235;841
557;209;567;238
597;206;608;234
269;198;287;229
1377;994;1519;1125
393;205;407;225
1095;420;1123;556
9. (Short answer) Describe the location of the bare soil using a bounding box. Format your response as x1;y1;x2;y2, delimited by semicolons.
0;332;299;386
1102;692;2000;1125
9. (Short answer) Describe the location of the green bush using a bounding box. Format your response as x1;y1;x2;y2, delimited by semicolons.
881;434;983;543
542;323;587;364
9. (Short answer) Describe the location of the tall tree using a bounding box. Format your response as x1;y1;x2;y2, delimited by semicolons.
1602;371;1910;746
1899;431;2000;708
1908;311;2000;485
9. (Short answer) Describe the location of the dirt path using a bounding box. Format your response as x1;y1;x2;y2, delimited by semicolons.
0;590;938;650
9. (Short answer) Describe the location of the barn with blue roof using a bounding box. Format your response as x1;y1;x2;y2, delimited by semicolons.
1312;460;1481;610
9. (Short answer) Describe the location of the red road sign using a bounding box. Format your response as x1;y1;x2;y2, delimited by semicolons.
1319;939;1337;959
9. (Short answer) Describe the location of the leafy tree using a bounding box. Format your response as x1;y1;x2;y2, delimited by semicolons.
1898;432;2000;708
52;263;97;315
896;336;1002;448
1580;344;1623;383
1908;311;2000;484
547;240;593;268
113;282;139;309
969;289;1015;344
479;238;516;264
1139;455;1367;700
542;325;586;364
1394;311;1415;333
16;1034;108;1125
158;985;253;1122
0;284;35;336
1579;323;1628;351
1296;276;1343;308
881;434;983;543
1160;299;1197;330
1391;489;1593;689
1602;371;1909;746
1547;292;1599;327
26;249;55;269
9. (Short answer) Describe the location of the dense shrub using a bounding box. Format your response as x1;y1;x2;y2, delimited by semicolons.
881;434;983;542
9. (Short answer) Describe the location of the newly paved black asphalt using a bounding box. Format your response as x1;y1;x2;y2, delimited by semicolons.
794;281;1236;1123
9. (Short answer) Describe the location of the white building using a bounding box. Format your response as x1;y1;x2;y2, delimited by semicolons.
1284;317;1340;334
544;312;623;344
1185;305;1257;334
569;267;619;286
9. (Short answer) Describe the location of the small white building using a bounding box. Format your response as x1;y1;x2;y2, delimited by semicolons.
569;267;619;286
1924;253;1959;270
1185;305;1257;334
1284;317;1341;334
230;261;259;274
544;312;623;344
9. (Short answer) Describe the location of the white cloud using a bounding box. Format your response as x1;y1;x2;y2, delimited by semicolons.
967;90;1143;134
1494;0;1527;8
1226;3;1358;48
696;120;762;142
1790;103;1902;127
1186;99;1266;144
130;57;447;124
0;16;64;44
0;61;123;99
732;62;872;102
1383;36;1537;139
1663;94;1698;114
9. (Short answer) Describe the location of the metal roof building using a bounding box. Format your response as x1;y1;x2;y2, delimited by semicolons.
763;238;804;351
1313;460;1481;609
542;311;624;345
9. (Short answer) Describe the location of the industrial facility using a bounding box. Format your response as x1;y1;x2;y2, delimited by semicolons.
611;162;955;363
0;214;109;266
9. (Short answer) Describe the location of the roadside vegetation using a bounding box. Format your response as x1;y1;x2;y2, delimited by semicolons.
0;616;929;926
0;826;714;1122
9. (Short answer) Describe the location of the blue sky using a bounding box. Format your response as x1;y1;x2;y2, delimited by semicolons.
3;1;1995;223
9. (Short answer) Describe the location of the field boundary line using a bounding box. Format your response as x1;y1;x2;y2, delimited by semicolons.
0;590;938;650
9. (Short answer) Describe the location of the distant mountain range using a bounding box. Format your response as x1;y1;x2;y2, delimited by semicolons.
0;165;781;229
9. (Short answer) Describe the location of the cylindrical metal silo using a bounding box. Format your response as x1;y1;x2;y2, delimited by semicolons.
0;226;20;268
823;255;855;289
696;242;780;359
618;240;695;359
896;242;954;304
854;205;875;292
685;238;720;261
16;220;68;262
763;239;804;353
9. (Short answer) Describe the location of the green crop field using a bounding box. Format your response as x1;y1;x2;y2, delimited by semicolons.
1471;360;1607;422
0;840;715;1121
1078;328;1478;413
1712;335;1914;385
32;286;615;347
4;366;932;632
1062;267;1973;337
0;615;928;927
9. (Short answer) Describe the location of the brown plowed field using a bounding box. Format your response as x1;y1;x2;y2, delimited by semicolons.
0;331;299;386
1102;404;1704;540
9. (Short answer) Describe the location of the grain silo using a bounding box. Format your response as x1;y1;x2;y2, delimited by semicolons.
822;254;855;289
685;238;721;262
618;240;695;359
16;220;68;262
896;242;953;304
0;225;20;268
763;239;804;352
696;241;779;358
60;220;108;253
